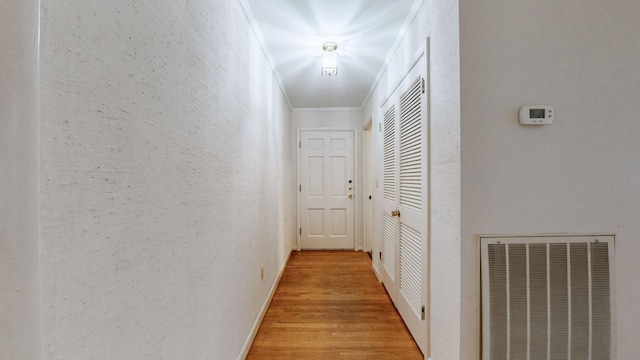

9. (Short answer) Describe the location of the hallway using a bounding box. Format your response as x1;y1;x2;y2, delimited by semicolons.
247;251;422;359
3;0;639;358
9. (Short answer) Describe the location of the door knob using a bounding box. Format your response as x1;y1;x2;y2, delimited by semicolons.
391;210;401;217
348;194;353;199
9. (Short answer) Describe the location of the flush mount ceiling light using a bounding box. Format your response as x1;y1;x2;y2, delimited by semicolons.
322;42;338;76
322;42;338;52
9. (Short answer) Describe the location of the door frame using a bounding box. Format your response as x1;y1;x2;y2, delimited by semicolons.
363;120;373;254
296;128;360;251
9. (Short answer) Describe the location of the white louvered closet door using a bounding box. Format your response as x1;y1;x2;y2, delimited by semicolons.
379;52;429;355
381;103;399;302
396;67;428;355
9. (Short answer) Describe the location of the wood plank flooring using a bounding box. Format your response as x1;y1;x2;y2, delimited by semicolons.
247;251;423;359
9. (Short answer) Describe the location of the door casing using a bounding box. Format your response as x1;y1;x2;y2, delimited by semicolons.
296;128;360;251
363;120;373;254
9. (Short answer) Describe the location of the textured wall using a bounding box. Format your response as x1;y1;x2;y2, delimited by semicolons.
39;0;294;358
362;1;462;359
460;0;640;358
0;0;42;359
292;109;363;129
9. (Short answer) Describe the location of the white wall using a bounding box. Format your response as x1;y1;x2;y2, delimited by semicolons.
363;1;461;359
39;0;294;358
292;109;363;128
459;0;640;358
0;1;42;359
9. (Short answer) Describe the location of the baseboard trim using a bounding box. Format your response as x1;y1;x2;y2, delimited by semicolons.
237;249;292;360
372;263;381;283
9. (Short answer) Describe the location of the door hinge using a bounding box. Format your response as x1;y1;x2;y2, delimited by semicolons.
299;228;302;235
379;252;382;260
299;185;302;192
421;78;425;94
369;195;372;200
379;122;382;132
421;306;426;320
299;141;301;148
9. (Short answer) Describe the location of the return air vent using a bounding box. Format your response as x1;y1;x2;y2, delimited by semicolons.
480;235;614;360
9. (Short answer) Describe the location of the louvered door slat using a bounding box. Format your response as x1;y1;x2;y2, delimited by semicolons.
400;160;421;169
400;224;422;317
383;106;396;202
383;213;396;280
399;77;422;213
405;167;422;174
400;145;421;157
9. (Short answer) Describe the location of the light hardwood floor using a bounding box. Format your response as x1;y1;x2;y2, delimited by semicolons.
247;250;423;359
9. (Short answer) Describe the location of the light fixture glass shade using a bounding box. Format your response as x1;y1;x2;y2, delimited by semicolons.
322;52;338;76
322;42;338;52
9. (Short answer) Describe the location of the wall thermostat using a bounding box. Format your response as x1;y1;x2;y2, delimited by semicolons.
519;105;553;125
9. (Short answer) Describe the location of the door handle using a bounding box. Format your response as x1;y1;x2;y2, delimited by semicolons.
348;194;353;199
391;210;401;217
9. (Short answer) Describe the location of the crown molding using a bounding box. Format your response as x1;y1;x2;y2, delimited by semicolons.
292;107;363;113
360;0;425;109
238;0;293;110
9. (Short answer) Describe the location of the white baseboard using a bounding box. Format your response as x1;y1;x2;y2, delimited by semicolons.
372;263;381;283
237;249;292;360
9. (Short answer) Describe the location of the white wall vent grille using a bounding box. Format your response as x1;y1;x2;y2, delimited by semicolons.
480;235;614;360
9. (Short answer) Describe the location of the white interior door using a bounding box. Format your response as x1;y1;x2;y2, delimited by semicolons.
395;71;428;355
299;131;355;250
379;53;429;355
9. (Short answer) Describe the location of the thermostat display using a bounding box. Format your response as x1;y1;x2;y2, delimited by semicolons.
520;105;553;125
530;108;546;119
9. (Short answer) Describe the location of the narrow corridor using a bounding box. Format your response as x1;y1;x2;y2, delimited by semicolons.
247;251;422;359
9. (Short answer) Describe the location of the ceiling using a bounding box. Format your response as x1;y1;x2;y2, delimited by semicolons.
245;0;420;110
